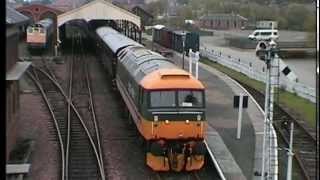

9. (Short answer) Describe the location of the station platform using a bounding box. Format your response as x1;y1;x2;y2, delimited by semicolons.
143;37;267;180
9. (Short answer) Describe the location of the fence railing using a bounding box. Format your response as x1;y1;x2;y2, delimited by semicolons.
200;47;316;103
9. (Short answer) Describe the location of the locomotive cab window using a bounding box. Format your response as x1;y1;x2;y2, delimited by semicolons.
178;90;204;108
150;91;176;108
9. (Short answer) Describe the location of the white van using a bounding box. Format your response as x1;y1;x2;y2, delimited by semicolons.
248;29;279;41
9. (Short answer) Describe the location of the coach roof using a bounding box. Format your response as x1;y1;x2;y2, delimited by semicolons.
96;26;143;54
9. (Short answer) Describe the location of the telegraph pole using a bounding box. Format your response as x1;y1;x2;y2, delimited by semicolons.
182;31;186;69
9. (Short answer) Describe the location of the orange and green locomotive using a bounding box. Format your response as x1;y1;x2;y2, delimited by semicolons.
95;27;207;171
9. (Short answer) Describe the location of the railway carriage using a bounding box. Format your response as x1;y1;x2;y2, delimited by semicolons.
96;27;207;172
153;26;200;55
160;27;174;49
26;18;54;50
96;27;142;84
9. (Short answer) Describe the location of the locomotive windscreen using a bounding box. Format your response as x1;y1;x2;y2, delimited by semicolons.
150;90;204;108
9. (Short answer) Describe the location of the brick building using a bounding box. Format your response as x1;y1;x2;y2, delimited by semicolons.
198;13;248;30
6;7;31;161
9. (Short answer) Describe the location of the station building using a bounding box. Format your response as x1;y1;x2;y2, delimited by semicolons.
6;7;32;161
198;13;248;30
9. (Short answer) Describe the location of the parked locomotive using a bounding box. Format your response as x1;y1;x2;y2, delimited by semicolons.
95;27;207;172
153;26;200;55
26;18;54;51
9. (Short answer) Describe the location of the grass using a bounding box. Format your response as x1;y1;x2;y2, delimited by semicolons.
200;58;316;128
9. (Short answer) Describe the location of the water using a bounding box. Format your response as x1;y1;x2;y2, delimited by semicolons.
284;58;317;88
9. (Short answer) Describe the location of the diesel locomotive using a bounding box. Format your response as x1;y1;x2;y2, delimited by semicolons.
95;27;207;172
26;18;54;50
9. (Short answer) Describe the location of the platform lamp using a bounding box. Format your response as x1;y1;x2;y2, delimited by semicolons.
182;31;186;69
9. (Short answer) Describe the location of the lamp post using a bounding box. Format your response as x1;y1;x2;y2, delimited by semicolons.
152;27;154;51
182;31;186;69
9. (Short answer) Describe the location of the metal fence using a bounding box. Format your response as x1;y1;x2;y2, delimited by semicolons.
200;47;316;103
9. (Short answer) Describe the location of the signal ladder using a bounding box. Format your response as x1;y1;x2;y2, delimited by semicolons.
265;53;281;179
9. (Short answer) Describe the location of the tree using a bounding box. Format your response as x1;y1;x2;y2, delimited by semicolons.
304;13;316;46
146;0;168;17
286;3;309;30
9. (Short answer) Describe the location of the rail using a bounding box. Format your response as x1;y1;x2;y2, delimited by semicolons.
66;35;105;180
27;70;66;180
28;57;105;180
204;141;226;180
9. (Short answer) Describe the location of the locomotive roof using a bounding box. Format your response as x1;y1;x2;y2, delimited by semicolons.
119;46;204;90
96;26;143;54
140;69;204;90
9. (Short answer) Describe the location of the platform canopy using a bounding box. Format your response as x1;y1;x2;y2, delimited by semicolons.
57;0;141;29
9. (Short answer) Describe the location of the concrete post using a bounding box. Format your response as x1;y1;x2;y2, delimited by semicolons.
237;93;244;139
195;51;199;79
286;122;294;180
189;49;193;74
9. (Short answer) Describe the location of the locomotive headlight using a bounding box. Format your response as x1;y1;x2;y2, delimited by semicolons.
197;115;201;121
154;116;158;122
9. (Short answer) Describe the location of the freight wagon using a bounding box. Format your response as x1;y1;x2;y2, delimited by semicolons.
153;26;200;55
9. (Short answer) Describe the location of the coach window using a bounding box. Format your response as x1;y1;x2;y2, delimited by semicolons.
150;91;176;108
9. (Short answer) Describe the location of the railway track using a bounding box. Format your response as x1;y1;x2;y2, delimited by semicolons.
27;35;105;180
27;65;67;180
67;35;105;180
236;81;317;180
